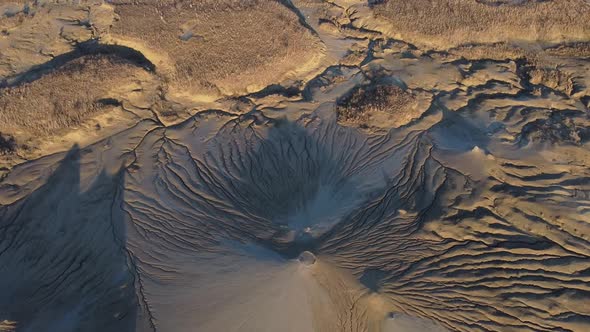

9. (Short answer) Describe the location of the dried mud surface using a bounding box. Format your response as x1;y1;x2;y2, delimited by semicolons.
0;1;589;331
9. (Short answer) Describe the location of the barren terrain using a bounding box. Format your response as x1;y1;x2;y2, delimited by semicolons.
0;1;589;331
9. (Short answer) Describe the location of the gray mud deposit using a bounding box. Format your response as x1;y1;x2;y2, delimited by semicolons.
0;1;589;332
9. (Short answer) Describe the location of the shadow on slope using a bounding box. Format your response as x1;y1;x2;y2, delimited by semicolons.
0;146;139;332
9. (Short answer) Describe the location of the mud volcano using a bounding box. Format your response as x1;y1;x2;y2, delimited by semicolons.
1;0;590;331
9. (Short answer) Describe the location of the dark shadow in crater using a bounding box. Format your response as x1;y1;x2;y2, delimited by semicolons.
209;112;463;263
0;146;139;331
208;111;466;265
201;113;368;259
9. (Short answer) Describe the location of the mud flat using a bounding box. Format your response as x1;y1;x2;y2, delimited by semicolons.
0;1;111;79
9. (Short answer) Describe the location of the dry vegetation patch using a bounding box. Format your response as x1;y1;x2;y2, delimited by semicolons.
0;54;157;148
448;43;530;61
109;0;325;97
369;0;590;49
545;43;590;58
336;85;430;130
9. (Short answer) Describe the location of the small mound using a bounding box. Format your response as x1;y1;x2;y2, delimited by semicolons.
528;66;575;95
336;85;429;130
298;251;317;265
109;0;325;98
